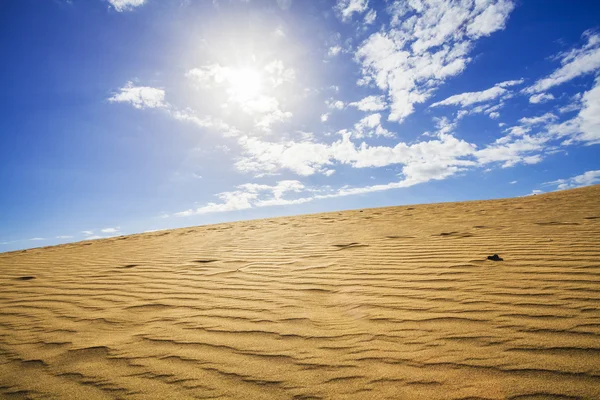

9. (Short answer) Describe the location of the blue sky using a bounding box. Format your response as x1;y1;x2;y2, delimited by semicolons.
1;0;600;252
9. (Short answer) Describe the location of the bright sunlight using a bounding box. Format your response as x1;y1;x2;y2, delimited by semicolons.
226;68;262;102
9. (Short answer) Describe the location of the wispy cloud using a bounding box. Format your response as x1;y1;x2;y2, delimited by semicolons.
529;93;555;104
546;170;600;190
525;30;600;94
175;180;308;217
100;227;120;234
108;0;146;12
431;79;522;108
108;82;166;109
349;96;387;112
519;113;558;126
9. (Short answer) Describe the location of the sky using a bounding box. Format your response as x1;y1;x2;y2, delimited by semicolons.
1;0;600;252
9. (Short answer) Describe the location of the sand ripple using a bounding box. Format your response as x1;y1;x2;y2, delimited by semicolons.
1;186;600;399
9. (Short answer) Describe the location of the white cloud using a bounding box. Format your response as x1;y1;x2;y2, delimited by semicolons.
559;95;583;113
509;180;517;184
186;64;229;88
525;31;600;94
432;86;506;108
364;9;377;24
235;132;475;180
465;0;515;38
326;99;345;110
546;170;600;190
264;60;295;87
529;93;555;104
100;227;120;233
328;46;342;57
431;79;521;108
356;0;515;122
349;95;387;111
109;81;237;135
175;191;255;216
108;0;146;12
177;159;487;217
81;231;94;236
519;112;558;126
476;134;547;168
29;237;45;241
175;168;479;218
335;0;369;22
170;108;231;132
497;79;525;87
175;180;307;216
503;126;529;136
353;113;393;138
108;82;166;109
235;136;332;176
320;113;329;122
576;76;600;144
241;95;292;130
56;235;73;239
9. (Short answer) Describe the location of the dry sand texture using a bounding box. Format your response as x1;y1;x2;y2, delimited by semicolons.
1;185;600;399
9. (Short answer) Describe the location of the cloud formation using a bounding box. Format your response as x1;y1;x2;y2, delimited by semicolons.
108;82;166;109
103;3;600;229
108;0;146;12
431;79;522;108
335;0;369;22
525;31;600;94
356;0;515;122
175;180;307;216
546;170;600;190
529;93;555;104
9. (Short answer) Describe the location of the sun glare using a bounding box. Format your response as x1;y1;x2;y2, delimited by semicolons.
227;68;262;102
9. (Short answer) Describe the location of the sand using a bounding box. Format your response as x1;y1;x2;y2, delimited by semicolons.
1;185;600;399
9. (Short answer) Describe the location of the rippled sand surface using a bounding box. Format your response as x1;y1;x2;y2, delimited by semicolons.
1;186;600;399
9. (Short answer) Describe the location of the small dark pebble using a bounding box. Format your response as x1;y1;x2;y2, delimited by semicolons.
16;276;36;281
487;254;503;261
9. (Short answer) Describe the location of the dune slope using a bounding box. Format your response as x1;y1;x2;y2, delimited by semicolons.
1;186;600;399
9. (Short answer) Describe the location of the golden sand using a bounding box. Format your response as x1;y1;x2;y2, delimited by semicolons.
1;185;600;399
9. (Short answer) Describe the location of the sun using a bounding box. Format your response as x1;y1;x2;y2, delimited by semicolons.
227;68;262;102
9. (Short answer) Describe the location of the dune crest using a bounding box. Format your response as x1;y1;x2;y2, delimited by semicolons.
1;186;600;399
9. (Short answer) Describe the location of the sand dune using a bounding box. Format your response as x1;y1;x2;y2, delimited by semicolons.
1;186;600;399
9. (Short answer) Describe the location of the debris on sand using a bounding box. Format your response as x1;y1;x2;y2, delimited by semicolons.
487;254;503;261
